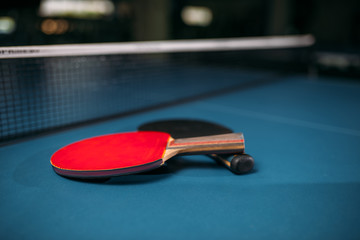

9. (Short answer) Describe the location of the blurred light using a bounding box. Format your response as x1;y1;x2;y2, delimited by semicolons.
317;52;360;70
0;17;16;34
181;6;213;27
39;0;115;19
41;19;69;35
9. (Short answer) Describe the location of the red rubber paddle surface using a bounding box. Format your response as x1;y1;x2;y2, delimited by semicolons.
51;132;171;171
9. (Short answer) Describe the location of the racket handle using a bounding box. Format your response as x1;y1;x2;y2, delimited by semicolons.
209;153;254;174
168;133;245;155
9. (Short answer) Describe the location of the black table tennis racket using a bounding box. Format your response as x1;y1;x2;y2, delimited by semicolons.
138;119;254;174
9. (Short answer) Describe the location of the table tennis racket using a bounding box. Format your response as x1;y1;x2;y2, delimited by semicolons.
50;131;245;178
138;119;254;174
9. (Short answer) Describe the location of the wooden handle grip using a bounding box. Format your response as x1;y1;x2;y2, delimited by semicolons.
167;133;245;155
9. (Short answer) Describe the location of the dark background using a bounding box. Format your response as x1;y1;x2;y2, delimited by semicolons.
0;0;359;78
1;0;359;47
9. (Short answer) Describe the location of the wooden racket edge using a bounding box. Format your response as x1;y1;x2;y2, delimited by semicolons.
52;159;164;178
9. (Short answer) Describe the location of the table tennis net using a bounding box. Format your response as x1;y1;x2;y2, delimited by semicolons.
0;36;313;143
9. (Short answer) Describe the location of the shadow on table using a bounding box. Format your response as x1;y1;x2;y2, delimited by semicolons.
63;156;228;185
101;156;255;185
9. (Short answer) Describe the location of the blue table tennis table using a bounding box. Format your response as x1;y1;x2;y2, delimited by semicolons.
1;71;360;239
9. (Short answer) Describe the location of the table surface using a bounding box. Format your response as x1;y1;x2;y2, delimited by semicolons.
1;74;360;240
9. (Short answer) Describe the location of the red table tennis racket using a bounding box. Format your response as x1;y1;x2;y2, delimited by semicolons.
50;131;244;178
138;119;254;174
